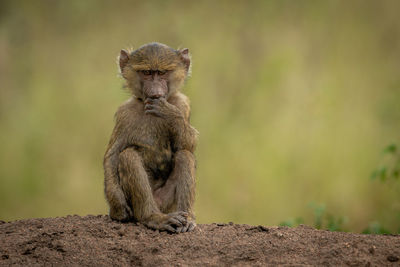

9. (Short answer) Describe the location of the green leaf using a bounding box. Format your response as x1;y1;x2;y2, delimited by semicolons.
383;144;397;154
370;169;379;180
279;219;294;227
378;166;387;182
279;217;305;227
294;217;304;225
393;169;399;179
309;203;325;229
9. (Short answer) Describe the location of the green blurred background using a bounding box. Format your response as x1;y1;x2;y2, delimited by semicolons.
1;0;399;232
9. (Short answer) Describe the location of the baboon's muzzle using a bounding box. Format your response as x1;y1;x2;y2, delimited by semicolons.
143;80;168;99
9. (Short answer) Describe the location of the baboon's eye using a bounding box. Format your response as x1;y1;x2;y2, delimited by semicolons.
157;70;167;75
142;70;151;75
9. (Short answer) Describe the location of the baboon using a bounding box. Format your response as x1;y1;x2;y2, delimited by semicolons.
103;43;198;233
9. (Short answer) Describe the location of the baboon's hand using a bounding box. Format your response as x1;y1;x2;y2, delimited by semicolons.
176;219;196;233
146;211;190;233
144;98;183;120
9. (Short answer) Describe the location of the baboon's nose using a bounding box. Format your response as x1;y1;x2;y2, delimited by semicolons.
149;93;163;99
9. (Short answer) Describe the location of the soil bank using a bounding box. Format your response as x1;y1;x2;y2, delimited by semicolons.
1;215;399;266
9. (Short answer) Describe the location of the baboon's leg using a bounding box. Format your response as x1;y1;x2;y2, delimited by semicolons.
104;149;133;222
154;150;196;231
105;177;133;222
118;147;160;221
118;147;188;232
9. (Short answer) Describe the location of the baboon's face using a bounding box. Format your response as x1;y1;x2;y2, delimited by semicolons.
137;69;169;100
119;43;191;100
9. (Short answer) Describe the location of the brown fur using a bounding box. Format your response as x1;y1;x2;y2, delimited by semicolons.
104;43;198;233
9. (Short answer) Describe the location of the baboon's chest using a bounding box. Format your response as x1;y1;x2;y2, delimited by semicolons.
130;116;174;178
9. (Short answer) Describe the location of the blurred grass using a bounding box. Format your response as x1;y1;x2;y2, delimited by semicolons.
0;0;399;232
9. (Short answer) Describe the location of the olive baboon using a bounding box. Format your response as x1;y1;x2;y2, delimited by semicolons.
104;43;198;233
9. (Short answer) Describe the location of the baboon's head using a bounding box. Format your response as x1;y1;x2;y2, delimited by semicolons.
119;42;191;100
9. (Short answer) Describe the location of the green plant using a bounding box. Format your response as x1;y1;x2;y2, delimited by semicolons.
362;222;391;235
370;143;400;182
280;143;400;234
279;217;304;227
362;143;400;234
279;203;347;231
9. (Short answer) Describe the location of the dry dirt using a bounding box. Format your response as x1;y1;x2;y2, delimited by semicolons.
0;215;399;266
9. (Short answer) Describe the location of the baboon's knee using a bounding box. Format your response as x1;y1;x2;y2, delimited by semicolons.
118;147;140;171
174;150;195;168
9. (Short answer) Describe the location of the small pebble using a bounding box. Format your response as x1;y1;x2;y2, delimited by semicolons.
387;255;399;262
274;232;284;238
368;246;375;254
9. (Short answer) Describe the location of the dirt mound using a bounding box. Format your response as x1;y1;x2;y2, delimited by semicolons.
1;215;399;266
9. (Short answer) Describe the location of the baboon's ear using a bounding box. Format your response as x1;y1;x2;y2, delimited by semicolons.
179;48;191;71
119;49;130;71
